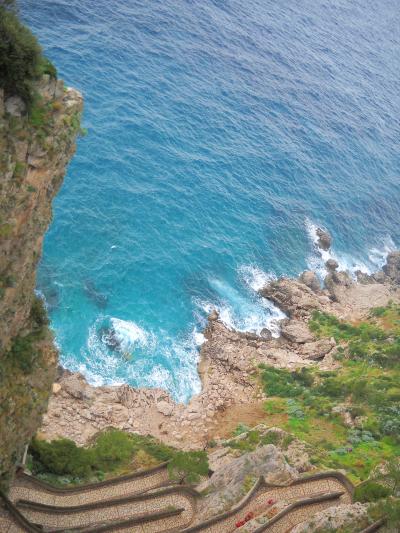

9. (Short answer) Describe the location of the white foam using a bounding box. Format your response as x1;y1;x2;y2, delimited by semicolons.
368;235;396;269
238;264;276;291
193;329;206;346
305;218;396;279
110;317;151;351
194;273;285;338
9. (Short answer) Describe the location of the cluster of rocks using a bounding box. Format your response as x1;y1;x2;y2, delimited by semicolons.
41;229;400;452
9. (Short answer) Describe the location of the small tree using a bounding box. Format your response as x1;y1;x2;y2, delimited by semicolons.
168;451;208;485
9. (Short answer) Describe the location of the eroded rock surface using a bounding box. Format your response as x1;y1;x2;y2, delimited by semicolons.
291;502;369;532
197;444;298;519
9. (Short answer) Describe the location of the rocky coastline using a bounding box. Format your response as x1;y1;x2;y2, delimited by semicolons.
40;233;400;451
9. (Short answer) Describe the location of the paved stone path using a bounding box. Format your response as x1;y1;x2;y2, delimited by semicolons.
186;475;352;532
9;466;169;507
254;495;348;533
2;471;355;532
16;488;196;530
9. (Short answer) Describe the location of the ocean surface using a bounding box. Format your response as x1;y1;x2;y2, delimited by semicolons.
21;0;400;402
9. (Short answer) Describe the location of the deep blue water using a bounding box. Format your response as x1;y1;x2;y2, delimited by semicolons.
21;0;400;402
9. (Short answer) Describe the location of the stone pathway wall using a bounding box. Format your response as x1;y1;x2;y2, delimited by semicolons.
16;490;195;530
9;466;169;506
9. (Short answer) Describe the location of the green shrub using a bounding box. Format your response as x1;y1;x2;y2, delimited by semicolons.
0;4;57;106
233;423;250;436
92;429;135;470
28;430;208;486
354;481;391;502
30;438;94;478
30;296;49;328
0;7;42;104
261;366;304;397
5;333;39;373
167;450;208;484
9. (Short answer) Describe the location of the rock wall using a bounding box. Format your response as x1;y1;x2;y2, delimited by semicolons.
0;78;82;489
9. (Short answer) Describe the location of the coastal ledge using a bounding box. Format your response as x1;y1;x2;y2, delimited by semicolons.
40;237;400;450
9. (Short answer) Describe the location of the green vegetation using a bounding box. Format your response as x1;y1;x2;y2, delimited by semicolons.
354;481;391;503
364;459;400;528
2;296;49;374
28;429;209;486
0;2;56;106
168;450;208;484
223;425;294;454
256;305;400;484
310;306;400;367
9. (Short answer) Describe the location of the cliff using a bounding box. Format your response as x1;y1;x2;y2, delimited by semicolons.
0;78;82;489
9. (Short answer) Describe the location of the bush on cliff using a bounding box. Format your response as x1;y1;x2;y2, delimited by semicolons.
354;481;391;503
30;438;94;478
0;2;56;105
168;450;209;484
29;429;209;486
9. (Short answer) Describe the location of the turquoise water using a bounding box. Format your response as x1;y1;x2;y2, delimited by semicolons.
21;0;399;402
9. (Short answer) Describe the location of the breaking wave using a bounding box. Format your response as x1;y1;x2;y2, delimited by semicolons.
305;218;396;279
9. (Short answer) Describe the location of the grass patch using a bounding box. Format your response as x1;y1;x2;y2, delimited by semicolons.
256;305;400;483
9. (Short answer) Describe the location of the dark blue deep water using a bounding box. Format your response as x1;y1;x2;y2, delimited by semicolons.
21;0;400;401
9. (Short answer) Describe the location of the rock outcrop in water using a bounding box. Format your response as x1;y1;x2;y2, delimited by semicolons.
0;79;82;489
315;227;332;251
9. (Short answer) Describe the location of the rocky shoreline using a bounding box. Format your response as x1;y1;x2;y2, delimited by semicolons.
40;233;400;450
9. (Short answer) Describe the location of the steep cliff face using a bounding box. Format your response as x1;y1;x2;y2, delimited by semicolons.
0;77;82;489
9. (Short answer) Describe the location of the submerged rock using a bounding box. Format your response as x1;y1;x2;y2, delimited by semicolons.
99;326;121;351
83;279;108;308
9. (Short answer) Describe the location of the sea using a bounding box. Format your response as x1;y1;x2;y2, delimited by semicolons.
20;0;400;402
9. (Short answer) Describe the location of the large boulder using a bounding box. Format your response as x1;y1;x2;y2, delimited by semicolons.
316;228;332;251
260;279;327;318
4;95;26;117
299;271;321;292
281;320;314;344
199;445;298;518
61;373;94;401
298;338;336;360
383;251;400;284
325;269;353;301
325;258;339;272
